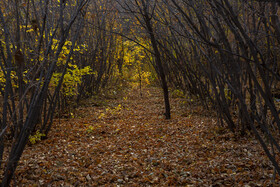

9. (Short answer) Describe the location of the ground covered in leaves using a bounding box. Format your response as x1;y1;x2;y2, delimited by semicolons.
12;87;280;186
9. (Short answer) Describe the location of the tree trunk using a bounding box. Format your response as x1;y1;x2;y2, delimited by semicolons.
143;13;171;119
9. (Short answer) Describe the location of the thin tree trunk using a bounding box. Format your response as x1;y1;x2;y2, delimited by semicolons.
143;11;171;119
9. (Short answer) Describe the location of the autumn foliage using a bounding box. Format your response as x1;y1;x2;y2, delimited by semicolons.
1;0;280;185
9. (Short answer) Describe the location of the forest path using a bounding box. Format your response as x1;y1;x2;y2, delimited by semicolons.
14;87;278;186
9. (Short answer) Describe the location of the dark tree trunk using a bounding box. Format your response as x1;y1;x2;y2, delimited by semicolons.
143;10;171;119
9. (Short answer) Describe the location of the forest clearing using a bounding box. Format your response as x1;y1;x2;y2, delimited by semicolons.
1;0;280;186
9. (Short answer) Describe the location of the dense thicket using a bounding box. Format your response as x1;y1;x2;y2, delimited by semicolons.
0;0;93;185
126;0;280;175
1;0;280;185
117;0;280;175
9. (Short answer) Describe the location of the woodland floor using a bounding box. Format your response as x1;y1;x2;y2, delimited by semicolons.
11;87;280;186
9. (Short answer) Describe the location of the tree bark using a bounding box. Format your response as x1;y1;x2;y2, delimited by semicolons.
143;10;171;119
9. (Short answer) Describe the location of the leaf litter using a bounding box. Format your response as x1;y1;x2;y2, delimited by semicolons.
11;87;280;186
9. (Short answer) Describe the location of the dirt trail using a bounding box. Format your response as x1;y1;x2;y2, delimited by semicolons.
13;87;279;186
